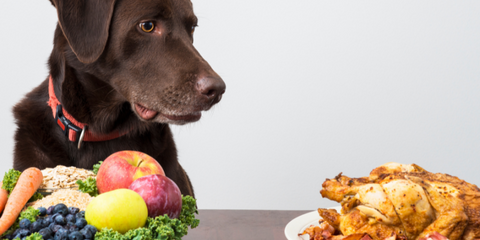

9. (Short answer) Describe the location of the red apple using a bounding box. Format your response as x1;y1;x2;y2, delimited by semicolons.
128;174;182;218
96;151;165;193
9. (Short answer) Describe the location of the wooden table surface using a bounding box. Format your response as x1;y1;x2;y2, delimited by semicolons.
183;210;310;240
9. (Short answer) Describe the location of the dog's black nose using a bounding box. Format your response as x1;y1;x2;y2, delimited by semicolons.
195;76;226;105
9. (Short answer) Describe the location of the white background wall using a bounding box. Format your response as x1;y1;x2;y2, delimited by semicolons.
0;1;479;211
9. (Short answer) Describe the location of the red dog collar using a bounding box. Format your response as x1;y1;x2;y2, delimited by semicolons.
47;76;124;148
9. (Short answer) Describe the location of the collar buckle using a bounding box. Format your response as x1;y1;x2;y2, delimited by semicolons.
55;105;82;141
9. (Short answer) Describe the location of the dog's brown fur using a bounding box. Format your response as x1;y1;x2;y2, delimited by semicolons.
12;0;225;197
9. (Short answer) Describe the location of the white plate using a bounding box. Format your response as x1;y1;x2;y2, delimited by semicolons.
284;206;341;240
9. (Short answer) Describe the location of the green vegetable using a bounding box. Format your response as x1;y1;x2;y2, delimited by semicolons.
76;161;102;196
93;161;103;175
28;192;44;203
1;169;21;194
124;227;153;240
76;177;99;197
95;228;127;240
19;206;40;222
178;195;200;229
93;195;199;240
23;232;43;240
147;215;185;240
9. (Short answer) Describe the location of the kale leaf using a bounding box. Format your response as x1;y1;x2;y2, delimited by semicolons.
124;227;154;240
1;169;21;194
19;207;40;222
94;228;127;240
76;177;99;197
93;161;103;175
178;195;200;229
24;232;43;240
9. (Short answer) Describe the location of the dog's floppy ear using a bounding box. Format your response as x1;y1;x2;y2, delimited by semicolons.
51;0;116;64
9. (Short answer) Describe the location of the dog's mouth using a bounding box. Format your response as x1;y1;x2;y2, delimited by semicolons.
134;103;201;123
135;103;159;120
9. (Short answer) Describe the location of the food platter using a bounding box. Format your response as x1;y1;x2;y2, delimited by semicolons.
0;159;199;240
284;206;341;240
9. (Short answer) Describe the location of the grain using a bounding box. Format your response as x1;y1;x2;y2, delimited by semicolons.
28;189;94;211
40;165;96;190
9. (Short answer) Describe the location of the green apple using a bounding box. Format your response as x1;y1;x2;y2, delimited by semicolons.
85;188;148;234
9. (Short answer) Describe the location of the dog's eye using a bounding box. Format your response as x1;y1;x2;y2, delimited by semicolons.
140;22;155;33
190;26;196;35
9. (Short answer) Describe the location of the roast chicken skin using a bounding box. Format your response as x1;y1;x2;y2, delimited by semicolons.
318;162;480;240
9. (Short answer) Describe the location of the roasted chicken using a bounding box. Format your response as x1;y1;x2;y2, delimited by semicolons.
318;162;480;240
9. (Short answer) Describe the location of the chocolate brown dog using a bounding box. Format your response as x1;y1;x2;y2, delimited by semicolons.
12;0;225;196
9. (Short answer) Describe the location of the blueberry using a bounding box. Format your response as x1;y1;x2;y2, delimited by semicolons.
75;211;85;219
19;218;31;229
47;214;55;224
83;225;97;236
38;207;48;216
52;213;63;223
13;228;21;236
54;228;68;240
49;222;56;231
65;214;76;223
41;218;51;228
79;228;93;239
52;224;64;233
47;206;55;215
18;228;30;237
68;207;80;215
54;215;67;225
39;227;53;239
30;220;42;232
74;218;87;229
54;204;69;216
68;231;84;240
68;225;79;233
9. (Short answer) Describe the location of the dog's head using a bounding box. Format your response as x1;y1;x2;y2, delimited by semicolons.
50;0;225;125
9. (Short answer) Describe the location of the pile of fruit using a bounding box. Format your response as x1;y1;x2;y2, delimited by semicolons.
0;151;199;240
